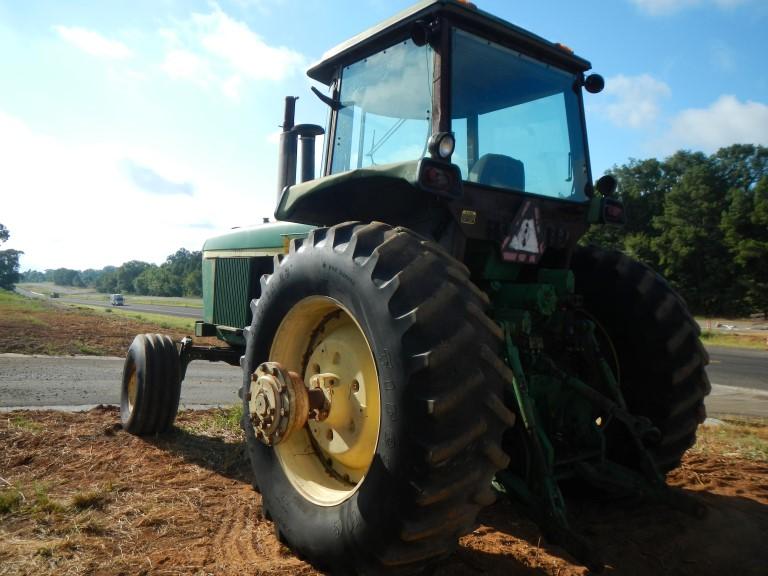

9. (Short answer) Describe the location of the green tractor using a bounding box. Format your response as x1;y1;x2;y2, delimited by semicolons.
120;1;710;573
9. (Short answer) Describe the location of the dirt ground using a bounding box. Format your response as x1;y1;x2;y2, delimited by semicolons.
1;407;766;576
0;297;216;358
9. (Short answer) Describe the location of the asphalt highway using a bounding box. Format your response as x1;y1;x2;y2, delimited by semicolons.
58;297;202;319
707;346;767;392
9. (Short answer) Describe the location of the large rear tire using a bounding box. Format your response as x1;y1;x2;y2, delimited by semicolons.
242;222;513;574
121;334;181;435
571;245;710;473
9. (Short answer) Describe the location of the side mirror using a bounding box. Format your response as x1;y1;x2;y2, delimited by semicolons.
595;174;618;198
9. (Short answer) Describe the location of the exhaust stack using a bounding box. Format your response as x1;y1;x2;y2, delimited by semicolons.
276;97;325;198
276;96;299;199
294;124;325;183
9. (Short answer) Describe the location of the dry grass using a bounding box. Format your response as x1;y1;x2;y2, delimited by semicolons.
692;417;768;461
2;408;768;576
0;406;318;576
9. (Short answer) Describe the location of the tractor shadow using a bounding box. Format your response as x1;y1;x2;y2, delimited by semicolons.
141;416;252;485
437;489;768;575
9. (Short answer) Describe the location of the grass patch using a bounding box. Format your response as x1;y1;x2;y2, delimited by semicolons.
8;414;43;433
179;405;243;437
0;289;47;313
694;417;768;461
211;404;244;433
0;488;23;514
700;330;766;350
122;296;202;309
71;487;111;511
35;546;54;558
74;340;102;356
73;304;196;332
32;484;66;514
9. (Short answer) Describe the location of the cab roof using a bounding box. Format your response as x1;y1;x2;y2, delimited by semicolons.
307;0;591;86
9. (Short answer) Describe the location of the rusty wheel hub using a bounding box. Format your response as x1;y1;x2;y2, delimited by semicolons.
249;361;333;446
249;362;309;445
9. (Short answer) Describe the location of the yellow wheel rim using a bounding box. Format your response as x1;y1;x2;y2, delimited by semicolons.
126;365;138;414
269;296;381;506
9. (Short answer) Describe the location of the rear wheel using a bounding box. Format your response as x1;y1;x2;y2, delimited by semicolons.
121;334;181;435
242;222;512;574
572;245;710;472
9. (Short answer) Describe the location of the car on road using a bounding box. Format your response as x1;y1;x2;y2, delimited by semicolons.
109;294;124;306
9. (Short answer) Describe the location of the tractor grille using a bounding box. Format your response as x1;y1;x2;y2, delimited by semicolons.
212;257;254;329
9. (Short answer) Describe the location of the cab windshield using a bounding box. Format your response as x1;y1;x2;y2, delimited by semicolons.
451;29;589;202
330;39;433;173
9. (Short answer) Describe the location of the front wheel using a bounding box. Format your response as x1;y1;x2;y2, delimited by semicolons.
242;222;513;574
121;334;181;435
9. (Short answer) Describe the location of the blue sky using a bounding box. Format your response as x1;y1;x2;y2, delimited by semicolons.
1;0;766;271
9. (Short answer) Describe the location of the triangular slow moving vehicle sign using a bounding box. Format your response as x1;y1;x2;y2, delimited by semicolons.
502;200;546;264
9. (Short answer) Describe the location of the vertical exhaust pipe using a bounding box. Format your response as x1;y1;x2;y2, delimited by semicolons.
276;96;298;199
294;124;325;183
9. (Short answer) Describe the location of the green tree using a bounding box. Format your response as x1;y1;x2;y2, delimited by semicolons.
95;269;118;293
21;269;46;282
52;268;84;287
116;260;151;293
80;268;102;287
135;266;181;296
713;144;768;191
183;268;202;297
722;177;768;316
0;224;23;290
652;162;732;315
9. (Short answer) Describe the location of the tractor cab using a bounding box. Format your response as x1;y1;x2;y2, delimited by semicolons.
276;0;615;265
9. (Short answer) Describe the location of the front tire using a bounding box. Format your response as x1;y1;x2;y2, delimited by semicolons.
242;222;512;574
121;334;181;435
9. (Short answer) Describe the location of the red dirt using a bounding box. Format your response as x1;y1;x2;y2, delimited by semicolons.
1;408;766;576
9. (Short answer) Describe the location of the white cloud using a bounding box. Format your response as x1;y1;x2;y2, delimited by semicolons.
222;75;243;101
54;26;133;59
231;0;287;16
159;6;305;100
630;0;749;15
162;49;211;84
662;95;768;153
0;110;273;271
194;9;304;82
594;74;671;129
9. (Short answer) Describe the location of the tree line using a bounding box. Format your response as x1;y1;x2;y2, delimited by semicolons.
21;248;203;297
584;144;767;317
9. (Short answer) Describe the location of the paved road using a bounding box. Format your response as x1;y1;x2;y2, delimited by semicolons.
704;346;768;418
0;354;241;410
59;297;202;319
706;346;767;392
0;346;765;415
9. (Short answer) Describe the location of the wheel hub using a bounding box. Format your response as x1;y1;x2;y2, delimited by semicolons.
249;362;310;445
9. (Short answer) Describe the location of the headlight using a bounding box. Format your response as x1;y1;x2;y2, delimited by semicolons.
428;132;455;160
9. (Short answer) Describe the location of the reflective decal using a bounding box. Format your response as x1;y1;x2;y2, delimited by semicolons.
501;201;546;264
